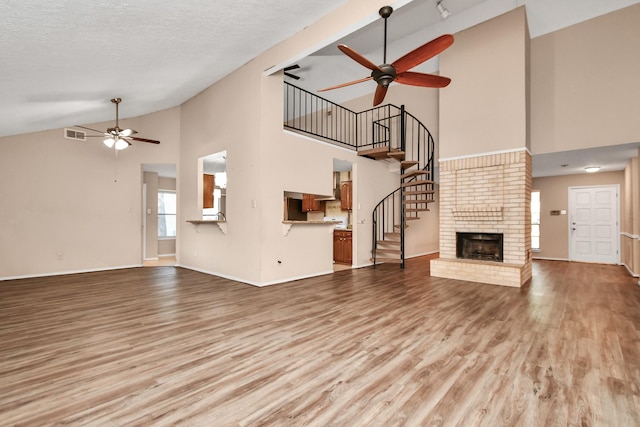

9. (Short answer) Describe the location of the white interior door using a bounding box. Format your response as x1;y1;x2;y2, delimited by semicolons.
568;185;619;264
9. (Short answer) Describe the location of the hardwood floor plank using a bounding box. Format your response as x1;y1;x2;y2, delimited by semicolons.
1;260;639;425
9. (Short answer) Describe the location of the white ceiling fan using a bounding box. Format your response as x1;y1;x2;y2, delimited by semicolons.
74;98;160;150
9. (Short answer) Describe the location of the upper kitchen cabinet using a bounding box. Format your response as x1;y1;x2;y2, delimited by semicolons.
203;174;215;209
340;181;352;211
302;193;323;212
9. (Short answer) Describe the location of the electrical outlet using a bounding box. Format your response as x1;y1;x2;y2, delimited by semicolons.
57;252;64;261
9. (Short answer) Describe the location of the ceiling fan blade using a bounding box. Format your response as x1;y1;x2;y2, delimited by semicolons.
129;136;161;144
395;71;451;88
392;34;454;74
119;128;138;137
373;85;388;106
338;45;383;72
318;76;372;92
74;125;105;134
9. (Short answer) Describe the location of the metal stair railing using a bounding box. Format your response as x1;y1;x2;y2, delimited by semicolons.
372;107;435;268
283;83;436;268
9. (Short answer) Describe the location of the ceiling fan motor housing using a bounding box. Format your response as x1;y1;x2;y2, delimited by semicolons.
372;64;396;87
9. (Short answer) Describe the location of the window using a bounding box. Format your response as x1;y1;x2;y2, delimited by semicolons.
158;190;177;238
531;191;541;250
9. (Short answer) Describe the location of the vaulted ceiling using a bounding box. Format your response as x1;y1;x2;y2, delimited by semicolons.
1;0;638;144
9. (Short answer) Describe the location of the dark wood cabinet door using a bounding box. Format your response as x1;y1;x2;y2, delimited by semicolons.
333;230;352;265
344;232;352;264
340;181;352;210
203;174;215;209
333;231;344;263
302;194;322;212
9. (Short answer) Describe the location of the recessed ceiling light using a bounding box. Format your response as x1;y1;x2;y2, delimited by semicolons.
585;166;600;173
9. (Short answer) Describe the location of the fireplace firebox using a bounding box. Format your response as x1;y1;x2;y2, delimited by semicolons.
456;232;503;262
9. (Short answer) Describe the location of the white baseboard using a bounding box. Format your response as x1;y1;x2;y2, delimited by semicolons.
1;264;143;282
532;256;569;262
175;263;334;287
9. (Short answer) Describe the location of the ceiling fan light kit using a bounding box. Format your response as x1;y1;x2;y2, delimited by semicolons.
318;5;453;106
74;97;160;151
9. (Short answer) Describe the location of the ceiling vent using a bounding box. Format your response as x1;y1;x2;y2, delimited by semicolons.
64;128;86;141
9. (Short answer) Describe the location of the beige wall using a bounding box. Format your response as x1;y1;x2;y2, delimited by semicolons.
177;0;413;286
439;7;528;158
0;107;181;279
4;0;639;282
143;171;159;259
532;171;625;261
530;4;640;154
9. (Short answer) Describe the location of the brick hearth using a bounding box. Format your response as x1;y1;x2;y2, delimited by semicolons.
431;149;532;287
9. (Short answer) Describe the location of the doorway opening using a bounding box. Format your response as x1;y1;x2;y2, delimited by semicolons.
142;164;177;267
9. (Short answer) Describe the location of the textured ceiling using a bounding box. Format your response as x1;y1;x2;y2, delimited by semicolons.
0;0;347;138
1;0;639;165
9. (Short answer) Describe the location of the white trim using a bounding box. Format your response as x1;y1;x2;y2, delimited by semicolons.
142;183;147;262
175;263;335;287
620;232;640;240
622;262;640;278
438;147;531;163
532;256;570;262
263;0;415;77
144;257;159;261
1;264;143;282
406;250;440;259
158;253;176;258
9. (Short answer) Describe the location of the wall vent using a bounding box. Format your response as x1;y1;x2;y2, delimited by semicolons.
64;128;86;141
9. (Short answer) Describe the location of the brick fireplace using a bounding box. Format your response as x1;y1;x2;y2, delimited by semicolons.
431;149;532;287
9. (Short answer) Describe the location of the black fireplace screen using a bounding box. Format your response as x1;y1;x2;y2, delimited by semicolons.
456;232;503;262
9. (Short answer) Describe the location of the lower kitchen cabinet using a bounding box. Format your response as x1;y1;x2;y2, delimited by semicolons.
333;229;352;265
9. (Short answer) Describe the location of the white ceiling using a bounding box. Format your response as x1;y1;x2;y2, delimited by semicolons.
2;0;639;177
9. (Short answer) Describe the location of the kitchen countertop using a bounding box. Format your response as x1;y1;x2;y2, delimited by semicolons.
282;220;342;225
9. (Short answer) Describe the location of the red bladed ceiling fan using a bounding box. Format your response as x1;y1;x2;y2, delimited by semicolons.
318;6;454;106
75;98;160;150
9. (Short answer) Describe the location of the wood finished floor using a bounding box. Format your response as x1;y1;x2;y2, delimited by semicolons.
1;258;639;426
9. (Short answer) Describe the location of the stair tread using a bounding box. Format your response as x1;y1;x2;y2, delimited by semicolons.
404;190;435;195
372;257;402;264
403;199;435;204
401;160;419;169
402;190;436;196
401;170;429;179
380;239;400;244
405;208;430;212
357;147;391;159
376;248;401;254
387;151;405;160
402;179;434;187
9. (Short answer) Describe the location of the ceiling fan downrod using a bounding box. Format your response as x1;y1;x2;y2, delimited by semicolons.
379;6;393;64
111;97;122;131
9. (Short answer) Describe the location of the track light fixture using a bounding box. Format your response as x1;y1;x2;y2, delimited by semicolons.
436;0;450;19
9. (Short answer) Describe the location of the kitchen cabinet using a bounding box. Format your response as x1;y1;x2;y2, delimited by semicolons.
203;174;215;209
340;181;352;210
333;229;352;265
302;193;322;212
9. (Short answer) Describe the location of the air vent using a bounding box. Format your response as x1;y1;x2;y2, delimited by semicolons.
64;128;86;141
